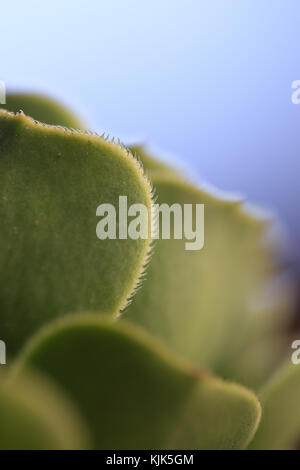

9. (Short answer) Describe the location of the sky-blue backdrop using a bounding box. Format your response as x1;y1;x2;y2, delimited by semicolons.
1;1;300;261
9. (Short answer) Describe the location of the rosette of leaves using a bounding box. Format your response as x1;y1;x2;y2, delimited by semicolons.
0;93;299;450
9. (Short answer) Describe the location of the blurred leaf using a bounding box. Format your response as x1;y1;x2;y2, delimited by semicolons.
0;371;89;449
221;335;291;390
125;149;276;369
1;92;84;128
249;361;300;449
130;145;179;176
0;111;152;353
214;259;295;388
15;314;261;450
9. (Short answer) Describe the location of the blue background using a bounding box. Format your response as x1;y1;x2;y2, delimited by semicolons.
1;1;299;262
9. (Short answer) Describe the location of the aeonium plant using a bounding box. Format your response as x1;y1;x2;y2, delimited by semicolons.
0;93;299;450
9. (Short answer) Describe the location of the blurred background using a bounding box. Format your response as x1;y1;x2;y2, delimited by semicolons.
1;1;299;277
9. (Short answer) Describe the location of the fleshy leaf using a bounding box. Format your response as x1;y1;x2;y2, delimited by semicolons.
0;371;89;449
130;145;180;176
249;361;300;449
1;92;84;128
0;111;152;353
125;153;276;369
15;314;261;450
221;335;291;390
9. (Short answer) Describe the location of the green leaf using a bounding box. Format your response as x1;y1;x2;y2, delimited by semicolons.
130;145;180;176
0;370;89;449
15;314;261;450
221;335;291;390
125;153;276;369
0;111;152;353
1;92;85;128
249;361;300;449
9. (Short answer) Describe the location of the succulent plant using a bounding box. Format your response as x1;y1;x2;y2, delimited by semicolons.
0;93;299;450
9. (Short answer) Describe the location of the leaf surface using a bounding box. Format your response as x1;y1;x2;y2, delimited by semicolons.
0;371;89;449
16;314;261;450
125;151;276;369
1;92;84;128
0;111;152;353
249;361;300;449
